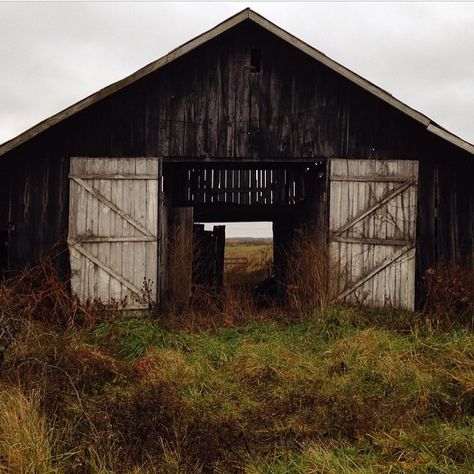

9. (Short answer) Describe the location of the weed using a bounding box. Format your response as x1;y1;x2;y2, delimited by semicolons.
284;228;337;314
423;263;474;329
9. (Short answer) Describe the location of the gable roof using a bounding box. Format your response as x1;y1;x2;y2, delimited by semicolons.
1;8;473;157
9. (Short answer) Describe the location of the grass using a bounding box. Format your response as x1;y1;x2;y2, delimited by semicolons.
244;421;474;473
1;306;472;473
0;246;473;473
225;240;272;260
0;388;57;474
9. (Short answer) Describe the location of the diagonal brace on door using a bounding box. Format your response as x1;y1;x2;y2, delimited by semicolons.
72;177;155;238
332;180;417;237
70;242;143;297
336;245;415;301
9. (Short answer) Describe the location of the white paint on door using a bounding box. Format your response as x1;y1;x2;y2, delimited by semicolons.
329;159;418;310
68;157;161;309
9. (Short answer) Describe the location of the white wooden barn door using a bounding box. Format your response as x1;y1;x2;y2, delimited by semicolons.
68;157;161;309
329;159;418;310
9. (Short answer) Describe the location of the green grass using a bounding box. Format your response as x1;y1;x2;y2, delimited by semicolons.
1;306;473;473
225;240;272;260
245;422;474;473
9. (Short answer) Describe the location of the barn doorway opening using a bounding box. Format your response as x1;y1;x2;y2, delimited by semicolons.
163;159;328;312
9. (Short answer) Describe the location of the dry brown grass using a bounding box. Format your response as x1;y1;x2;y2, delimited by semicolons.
184;280;271;331
284;228;338;314
163;235;278;330
0;257;123;337
0;387;57;474
0;258;86;329
423;263;474;329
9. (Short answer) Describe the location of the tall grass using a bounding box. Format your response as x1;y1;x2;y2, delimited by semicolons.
0;388;56;474
284;228;338;314
1;306;473;472
244;421;474;473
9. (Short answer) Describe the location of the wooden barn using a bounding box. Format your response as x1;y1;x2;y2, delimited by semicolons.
0;9;472;311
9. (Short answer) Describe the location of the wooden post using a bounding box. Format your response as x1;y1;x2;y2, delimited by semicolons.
165;207;194;312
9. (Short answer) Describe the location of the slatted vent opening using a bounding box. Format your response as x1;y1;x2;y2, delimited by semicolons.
172;164;317;207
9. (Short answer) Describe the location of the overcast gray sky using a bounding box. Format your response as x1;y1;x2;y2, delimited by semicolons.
1;1;473;237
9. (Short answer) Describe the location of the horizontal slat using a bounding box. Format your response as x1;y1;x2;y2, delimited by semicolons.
163;158;322;165
330;175;412;182
75;236;157;243
331;236;412;247
69;174;158;180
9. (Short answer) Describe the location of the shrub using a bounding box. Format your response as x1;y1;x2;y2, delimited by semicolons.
0;257;124;336
423;263;474;328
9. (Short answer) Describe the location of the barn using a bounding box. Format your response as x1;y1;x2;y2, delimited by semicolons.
0;9;472;311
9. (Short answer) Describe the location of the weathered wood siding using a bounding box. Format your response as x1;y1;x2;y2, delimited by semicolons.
329;159;418;309
0;20;472;306
68;157;160;308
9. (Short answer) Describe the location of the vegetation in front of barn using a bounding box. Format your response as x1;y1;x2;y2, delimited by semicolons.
0;252;473;473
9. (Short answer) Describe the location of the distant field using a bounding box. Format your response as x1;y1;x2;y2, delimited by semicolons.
225;239;272;260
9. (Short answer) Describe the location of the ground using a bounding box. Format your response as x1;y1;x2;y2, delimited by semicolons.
0;242;472;473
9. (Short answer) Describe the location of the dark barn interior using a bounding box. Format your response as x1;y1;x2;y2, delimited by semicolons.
0;9;472;310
